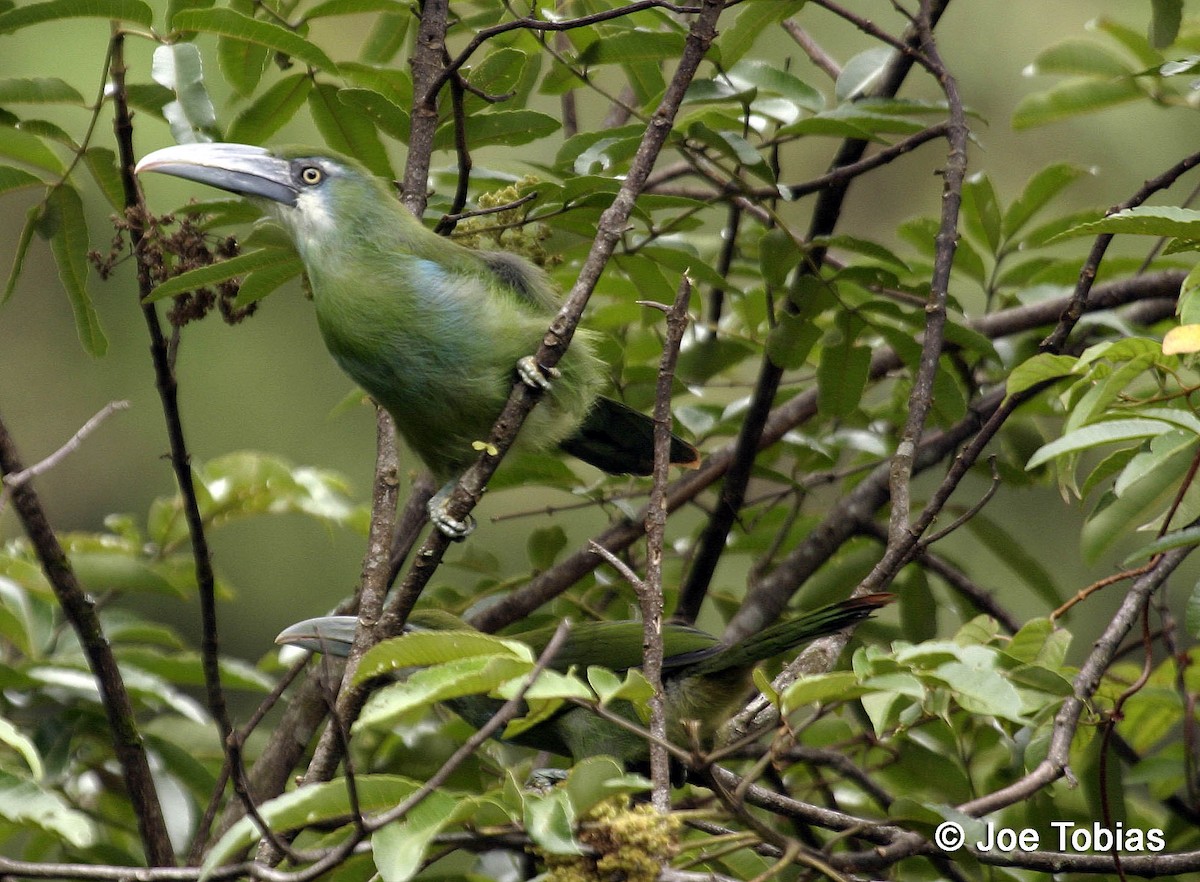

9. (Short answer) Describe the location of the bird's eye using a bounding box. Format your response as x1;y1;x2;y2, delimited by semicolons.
299;166;323;185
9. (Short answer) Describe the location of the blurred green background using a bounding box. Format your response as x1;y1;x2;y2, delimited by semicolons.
0;0;1191;657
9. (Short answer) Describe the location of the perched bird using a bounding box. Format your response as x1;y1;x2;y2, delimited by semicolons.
135;144;699;537
276;594;892;768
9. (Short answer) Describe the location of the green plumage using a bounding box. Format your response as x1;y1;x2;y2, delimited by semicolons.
277;594;893;767
135;144;700;535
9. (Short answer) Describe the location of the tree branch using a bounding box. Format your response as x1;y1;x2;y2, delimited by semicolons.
0;409;174;865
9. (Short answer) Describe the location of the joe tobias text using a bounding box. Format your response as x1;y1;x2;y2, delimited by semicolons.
975;821;1165;853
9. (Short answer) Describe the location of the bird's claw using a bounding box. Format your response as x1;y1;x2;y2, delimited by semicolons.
428;486;475;540
517;355;559;391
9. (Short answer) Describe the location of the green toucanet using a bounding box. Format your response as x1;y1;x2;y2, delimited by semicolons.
135;144;699;537
276;594;892;768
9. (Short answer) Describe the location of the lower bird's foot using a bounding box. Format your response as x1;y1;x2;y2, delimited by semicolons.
526;768;569;792
517;355;560;391
428;484;475;540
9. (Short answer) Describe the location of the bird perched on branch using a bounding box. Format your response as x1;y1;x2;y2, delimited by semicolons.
276;594;892;769
136;143;699;537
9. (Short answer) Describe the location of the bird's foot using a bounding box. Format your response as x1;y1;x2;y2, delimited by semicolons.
428;484;475;540
526;768;569;792
517;355;560;391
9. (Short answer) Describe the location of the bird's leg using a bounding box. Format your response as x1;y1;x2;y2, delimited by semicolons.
516;355;560;391
427;356;555;540
428;480;476;540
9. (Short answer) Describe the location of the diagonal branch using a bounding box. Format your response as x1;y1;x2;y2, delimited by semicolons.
0;410;174;866
886;1;966;545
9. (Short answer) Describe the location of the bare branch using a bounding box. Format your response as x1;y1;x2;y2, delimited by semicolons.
0;400;129;496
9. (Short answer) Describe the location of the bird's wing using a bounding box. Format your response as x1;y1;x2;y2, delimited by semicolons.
477;250;561;312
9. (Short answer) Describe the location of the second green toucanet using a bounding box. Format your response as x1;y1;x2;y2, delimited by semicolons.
135;144;699;537
276;594;891;768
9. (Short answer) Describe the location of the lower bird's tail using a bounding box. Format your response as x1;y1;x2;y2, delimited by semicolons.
681;593;895;677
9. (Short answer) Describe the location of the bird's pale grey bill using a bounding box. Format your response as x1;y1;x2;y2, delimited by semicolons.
135;143;299;207
275;615;359;656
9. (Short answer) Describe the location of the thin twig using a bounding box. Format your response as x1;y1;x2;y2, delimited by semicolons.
640;277;693;808
0;400;129;493
886;1;965;547
781;18;841;80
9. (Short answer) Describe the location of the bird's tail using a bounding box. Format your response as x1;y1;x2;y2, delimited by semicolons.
680;593;895;677
558;395;700;476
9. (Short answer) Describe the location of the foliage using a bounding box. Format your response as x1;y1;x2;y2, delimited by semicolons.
0;1;1199;880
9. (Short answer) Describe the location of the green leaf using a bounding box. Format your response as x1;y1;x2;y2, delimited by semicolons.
1049;205;1200;241
357;629;530;680
527;525;567;572
817;331;870;417
144;247;296;303
1124;525;1200;565
1003;163;1090;238
228;73;313;144
1012;77;1143;129
304;0;402;20
686;121;774;184
0;0;152;33
1187;580;1200;638
167;0;214;28
338;88;410;142
1113;429;1198;498
0;716;43;778
0;126;63;174
2;204;39;303
338;62;412;105
0;771;94;847
717;0;805;66
231;257;303;307
308;82;393;178
117;648;274;691
171;8;337;71
82;147;124;210
354;655;531;731
371;790;459;882
152;43;219;144
433;109;560;151
578;30;685;66
0;77;83;104
1005;352;1078;397
759;227;801;289
780;671;866;714
836;47;894;102
218;34;268;98
1026;418;1172;469
961;173;1002;254
1029;39;1136;78
0;164;40;196
1006;618;1070;666
39;185;106;356
1081;460;1188;564
524;788;581;856
467;48;527;103
934;652;1026;723
766;311;820;370
726;58;824;114
1150;0;1183;48
204;775;422;874
360;11;409;64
